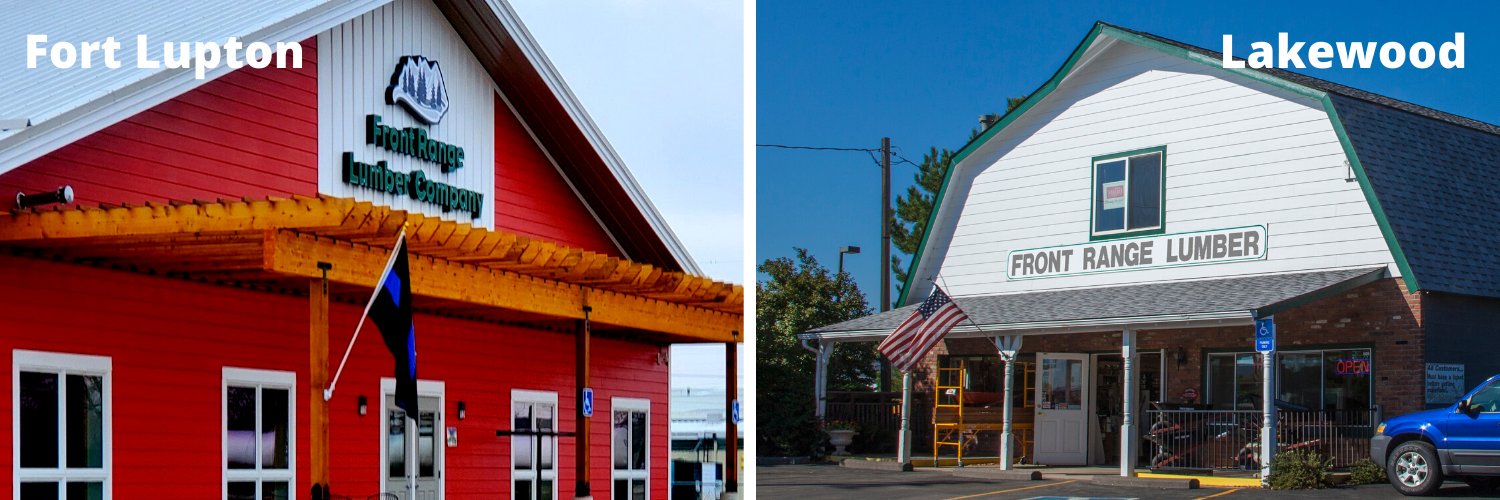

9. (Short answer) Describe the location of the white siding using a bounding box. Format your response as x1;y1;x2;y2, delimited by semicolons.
317;0;496;229
925;40;1395;298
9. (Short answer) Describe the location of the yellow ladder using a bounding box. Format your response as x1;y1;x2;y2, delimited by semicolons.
933;364;966;466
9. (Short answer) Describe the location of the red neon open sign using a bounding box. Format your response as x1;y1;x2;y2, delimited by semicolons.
1335;358;1371;375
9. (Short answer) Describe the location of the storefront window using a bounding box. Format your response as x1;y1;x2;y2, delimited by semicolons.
938;354;1034;408
1207;348;1372;411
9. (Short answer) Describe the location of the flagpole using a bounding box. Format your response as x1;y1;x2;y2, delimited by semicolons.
324;228;408;401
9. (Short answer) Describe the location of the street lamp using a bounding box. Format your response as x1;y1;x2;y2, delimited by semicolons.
838;246;861;279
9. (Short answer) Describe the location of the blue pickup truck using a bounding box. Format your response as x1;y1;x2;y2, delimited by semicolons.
1373;373;1500;495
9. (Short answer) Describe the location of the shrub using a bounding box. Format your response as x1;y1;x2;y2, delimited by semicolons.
1267;449;1333;490
1347;458;1386;485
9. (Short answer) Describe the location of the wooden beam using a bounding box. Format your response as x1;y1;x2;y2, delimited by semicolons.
0;196;357;242
262;230;739;342
309;273;331;495
726;340;739;494
575;315;592;499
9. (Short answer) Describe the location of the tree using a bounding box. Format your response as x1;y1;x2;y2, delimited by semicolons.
890;97;1028;298
756;249;879;456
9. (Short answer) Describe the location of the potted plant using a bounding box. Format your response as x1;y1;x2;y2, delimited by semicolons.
824;420;859;456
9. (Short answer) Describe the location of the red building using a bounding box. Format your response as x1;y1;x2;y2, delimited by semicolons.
0;1;743;499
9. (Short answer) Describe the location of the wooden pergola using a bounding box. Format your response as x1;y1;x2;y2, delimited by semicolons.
0;194;743;496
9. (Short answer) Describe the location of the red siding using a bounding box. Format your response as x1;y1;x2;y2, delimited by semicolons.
0;39;318;209
0;257;668;499
494;95;620;256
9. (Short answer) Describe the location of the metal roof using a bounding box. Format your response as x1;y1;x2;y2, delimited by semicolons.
802;267;1385;340
0;0;706;276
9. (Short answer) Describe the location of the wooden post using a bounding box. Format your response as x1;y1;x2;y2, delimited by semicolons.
575;307;593;499
310;263;331;498
725;340;738;494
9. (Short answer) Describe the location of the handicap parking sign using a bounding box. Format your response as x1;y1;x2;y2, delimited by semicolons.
1255;317;1275;353
582;388;594;418
732;399;741;425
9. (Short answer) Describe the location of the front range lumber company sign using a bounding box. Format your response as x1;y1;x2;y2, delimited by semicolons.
1006;226;1267;280
340;56;483;219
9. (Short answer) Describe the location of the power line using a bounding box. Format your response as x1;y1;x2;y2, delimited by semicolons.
757;143;885;170
756;144;879;152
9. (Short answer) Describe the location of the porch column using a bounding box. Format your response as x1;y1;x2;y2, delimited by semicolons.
1261;350;1277;483
994;335;1023;471
1120;329;1137;477
725;339;739;497
815;342;833;422
576;308;593;499
897;371;913;470
310;265;331;499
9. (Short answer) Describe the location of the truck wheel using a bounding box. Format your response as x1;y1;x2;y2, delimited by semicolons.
1388;441;1444;496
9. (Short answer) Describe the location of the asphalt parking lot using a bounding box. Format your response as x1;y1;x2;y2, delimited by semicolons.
756;464;1495;499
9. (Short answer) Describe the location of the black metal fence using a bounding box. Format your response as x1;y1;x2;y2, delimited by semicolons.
1144;407;1381;470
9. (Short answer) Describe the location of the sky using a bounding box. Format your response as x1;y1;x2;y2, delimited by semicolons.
757;0;1500;310
508;0;745;421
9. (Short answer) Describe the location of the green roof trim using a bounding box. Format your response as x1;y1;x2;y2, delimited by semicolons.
899;22;1421;306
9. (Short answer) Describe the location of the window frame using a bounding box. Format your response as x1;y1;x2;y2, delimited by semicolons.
610;397;651;500
377;377;445;499
13;349;113;500
222;367;297;500
1089;146;1167;241
1203;346;1375;410
510;389;559;500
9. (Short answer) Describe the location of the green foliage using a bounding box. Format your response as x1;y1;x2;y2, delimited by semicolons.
890;97;1027;300
756;249;876;456
1347;458;1386;485
1266;449;1333;490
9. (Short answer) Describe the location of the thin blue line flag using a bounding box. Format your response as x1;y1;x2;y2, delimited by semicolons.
368;233;417;416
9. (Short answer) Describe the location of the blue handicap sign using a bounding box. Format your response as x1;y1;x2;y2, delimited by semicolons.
1255;316;1276;352
582;388;594;418
732;399;742;425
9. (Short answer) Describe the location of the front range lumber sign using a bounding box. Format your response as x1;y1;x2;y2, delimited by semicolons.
1006;226;1267;280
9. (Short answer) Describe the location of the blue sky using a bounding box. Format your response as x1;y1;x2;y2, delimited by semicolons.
509;0;745;420
757;0;1500;309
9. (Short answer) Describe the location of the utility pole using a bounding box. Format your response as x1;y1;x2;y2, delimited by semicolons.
879;137;893;391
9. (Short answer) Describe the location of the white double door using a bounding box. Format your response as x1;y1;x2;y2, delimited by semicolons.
1033;353;1089;465
383;379;444;499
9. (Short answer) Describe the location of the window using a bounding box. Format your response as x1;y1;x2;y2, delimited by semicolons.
1091;147;1165;239
937;355;1034;408
1205;348;1372;411
223;367;295;500
611;398;649;500
1468;380;1500;413
14;350;111;500
512;390;558;500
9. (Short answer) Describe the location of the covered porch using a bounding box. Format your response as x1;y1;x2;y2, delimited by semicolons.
800;267;1387;477
0;194;746;496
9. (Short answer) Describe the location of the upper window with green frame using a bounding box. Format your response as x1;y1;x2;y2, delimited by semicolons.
1091;146;1165;239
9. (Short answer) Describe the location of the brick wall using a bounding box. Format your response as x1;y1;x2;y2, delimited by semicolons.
917;277;1425;416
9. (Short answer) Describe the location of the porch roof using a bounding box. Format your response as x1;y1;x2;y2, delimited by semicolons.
800;267;1387;341
0;195;742;343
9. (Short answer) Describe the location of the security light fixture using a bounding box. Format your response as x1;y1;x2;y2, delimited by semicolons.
457;401;466;420
838;246;861;277
358;395;368;416
16;185;73;208
1175;346;1188;368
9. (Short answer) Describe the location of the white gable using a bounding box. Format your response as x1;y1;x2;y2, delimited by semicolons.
317;0;496;229
921;40;1396;299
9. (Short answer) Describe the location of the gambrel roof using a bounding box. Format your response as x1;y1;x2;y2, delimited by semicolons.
900;22;1500;306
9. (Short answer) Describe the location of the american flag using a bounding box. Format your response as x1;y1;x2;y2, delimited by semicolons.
877;286;969;372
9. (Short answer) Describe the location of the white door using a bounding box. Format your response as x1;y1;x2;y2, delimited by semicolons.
1034;352;1089;465
385;393;442;499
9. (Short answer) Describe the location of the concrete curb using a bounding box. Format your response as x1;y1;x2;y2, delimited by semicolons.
949;468;1044;481
1089;475;1200;489
756;456;813;466
839;459;910;471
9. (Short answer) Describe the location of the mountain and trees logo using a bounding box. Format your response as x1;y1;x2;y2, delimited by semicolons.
386;55;450;125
